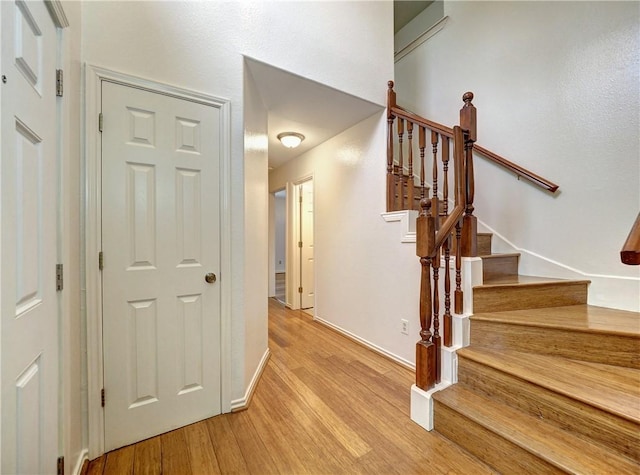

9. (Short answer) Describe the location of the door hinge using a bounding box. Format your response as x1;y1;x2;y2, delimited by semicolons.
56;264;63;291
57;456;64;475
98;251;104;270
298;241;302;248
55;69;63;97
298;286;303;293
101;388;105;407
98;112;103;133
299;195;303;203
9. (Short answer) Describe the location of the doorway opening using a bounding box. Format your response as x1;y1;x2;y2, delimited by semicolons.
273;189;286;304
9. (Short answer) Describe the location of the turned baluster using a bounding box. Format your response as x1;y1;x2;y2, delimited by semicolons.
460;92;477;256
431;131;440;227
416;198;436;390
432;248;441;384
398;119;405;210
386;81;397;212
443;236;452;346
454;221;463;314
407;122;415;211
442;136;452;345
441;138;450;216
419;127;426;200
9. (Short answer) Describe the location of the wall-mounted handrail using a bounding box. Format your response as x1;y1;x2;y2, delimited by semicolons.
389;101;559;193
621;213;640;265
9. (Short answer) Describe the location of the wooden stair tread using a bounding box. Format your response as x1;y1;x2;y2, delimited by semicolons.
458;347;640;424
434;385;640;474
479;274;590;287
472;304;640;337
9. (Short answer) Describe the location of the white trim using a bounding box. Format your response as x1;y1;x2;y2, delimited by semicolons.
287;174;314;310
314;315;415;371
381;210;418;243
230;348;271;412
410;381;451;432
72;449;88;475
83;64;233;457
395;16;448;63
45;0;69;28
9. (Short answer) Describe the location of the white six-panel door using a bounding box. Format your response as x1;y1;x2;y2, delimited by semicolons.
1;1;59;472
101;81;221;451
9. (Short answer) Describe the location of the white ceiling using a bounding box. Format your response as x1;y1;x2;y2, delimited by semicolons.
245;58;383;170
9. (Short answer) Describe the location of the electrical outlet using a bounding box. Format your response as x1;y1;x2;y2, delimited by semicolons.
401;319;409;335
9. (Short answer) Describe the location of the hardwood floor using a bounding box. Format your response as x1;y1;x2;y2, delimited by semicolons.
86;299;493;474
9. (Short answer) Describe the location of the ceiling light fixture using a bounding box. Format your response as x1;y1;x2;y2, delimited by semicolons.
277;132;305;149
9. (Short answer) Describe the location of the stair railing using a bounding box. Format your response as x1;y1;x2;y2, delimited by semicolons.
386;82;559;207
387;81;478;391
621;213;640;265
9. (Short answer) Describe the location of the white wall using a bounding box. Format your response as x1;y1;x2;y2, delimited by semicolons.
242;64;269;395
82;0;393;402
395;1;640;311
270;113;421;366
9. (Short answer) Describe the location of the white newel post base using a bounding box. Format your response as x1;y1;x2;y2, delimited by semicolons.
410;381;451;431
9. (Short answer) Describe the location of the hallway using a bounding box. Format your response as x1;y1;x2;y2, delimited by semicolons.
86;300;492;474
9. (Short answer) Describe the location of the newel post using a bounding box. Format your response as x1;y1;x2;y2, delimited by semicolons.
386;81;397;212
460;92;477;257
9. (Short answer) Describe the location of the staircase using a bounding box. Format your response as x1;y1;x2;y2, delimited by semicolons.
433;232;640;474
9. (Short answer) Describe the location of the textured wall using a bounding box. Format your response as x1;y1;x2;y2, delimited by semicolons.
82;0;394;401
396;1;640;310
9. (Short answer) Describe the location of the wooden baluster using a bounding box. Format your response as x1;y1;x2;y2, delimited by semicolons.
432;248;441;383
386;81;397;212
442;136;452;346
454;221;463;314
443;235;452;346
460;92;477;256
431;131;439;227
398;119;405;210
453;126;465;315
441;138;450;216
407;122;415;211
419;127;426;200
416;198;436;391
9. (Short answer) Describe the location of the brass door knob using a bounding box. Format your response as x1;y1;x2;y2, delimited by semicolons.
205;273;217;284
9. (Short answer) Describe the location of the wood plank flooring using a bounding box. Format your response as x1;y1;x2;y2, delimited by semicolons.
86;299;493;474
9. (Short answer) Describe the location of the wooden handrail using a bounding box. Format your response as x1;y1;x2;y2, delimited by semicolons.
621;213;640;265
473;145;559;193
389;102;559;193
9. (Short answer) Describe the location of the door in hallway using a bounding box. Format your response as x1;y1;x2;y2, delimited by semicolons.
300;180;314;309
101;81;221;451
1;1;60;472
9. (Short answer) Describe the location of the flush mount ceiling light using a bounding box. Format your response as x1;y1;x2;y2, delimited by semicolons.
277;132;305;149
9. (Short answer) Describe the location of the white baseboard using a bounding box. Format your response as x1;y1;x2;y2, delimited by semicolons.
314;315;415;371
230;348;271;412
478;221;640;312
72;449;89;475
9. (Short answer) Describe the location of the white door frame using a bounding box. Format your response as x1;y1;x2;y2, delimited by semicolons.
83;65;232;458
286;175;314;310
